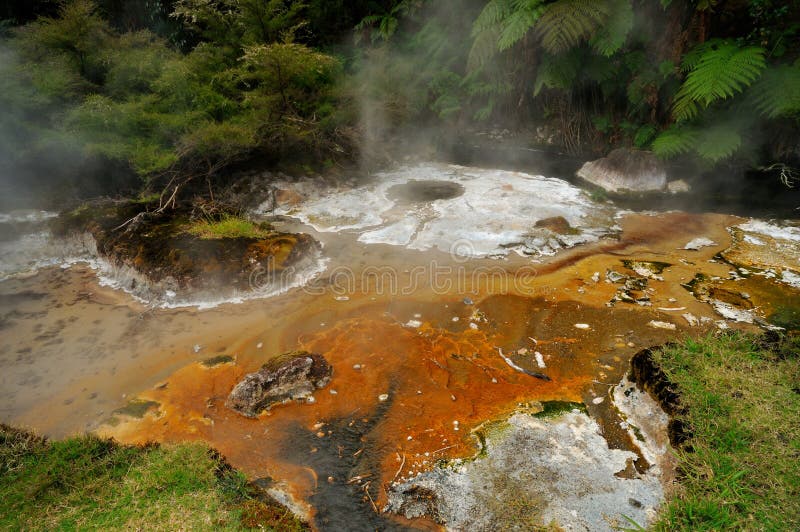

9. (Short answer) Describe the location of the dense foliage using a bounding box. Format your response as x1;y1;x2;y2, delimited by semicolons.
1;0;799;202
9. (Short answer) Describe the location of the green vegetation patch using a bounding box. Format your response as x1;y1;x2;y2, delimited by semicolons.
202;354;236;367
0;425;307;531
652;332;800;531
113;398;160;419
186;216;273;240
533;401;586;419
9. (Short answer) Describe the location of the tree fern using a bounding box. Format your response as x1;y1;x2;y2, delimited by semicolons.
752;65;800;119
535;0;610;54
672;40;766;121
590;0;633;57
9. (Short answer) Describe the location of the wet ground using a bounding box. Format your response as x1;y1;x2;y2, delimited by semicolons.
1;165;799;530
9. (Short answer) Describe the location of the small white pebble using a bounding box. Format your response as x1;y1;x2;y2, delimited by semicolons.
378;393;389;402
469;322;478;330
592;396;605;404
306;396;316;404
256;342;263;349
353;364;362;370
407;435;413;441
329;389;337;395
452;316;459;322
574;323;590;330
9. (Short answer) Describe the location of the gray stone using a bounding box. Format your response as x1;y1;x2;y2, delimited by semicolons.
226;351;331;417
577;149;667;193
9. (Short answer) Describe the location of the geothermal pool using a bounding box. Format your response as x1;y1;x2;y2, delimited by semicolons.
1;164;798;530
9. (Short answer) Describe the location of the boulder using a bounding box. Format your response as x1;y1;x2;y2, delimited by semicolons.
577;149;667;193
226;351;332;417
667;179;691;193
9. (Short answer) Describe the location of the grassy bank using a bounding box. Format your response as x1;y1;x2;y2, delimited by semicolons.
0;426;306;531
652;332;800;531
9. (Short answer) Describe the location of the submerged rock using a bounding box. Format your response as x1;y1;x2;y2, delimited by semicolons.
226;351;332;417
533;215;575;235
577;149;667;193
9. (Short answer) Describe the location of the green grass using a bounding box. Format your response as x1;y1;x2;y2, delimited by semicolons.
186;216;273;240
0;425;307;531
652;332;800;531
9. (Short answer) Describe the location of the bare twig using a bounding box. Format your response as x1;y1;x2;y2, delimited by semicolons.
392;453;406;483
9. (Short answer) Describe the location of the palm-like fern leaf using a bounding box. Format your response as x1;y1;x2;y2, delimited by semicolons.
534;50;581;95
694;124;742;162
590;0;633;57
752;65;800;118
472;0;515;35
672;40;766;121
652;126;698;158
535;0;610;54
497;1;546;51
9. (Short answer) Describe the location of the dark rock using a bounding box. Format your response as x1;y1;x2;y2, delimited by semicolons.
577;148;667;193
226;351;332;417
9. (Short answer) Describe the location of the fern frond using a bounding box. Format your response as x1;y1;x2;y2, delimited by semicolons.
634;124;657;148
534;50;580;95
673;40;766;121
590;0;633;57
651;126;698;158
694;123;742;162
468;26;501;71
752;65;800;118
472;0;514;35
497;1;546;51
535;0;610;55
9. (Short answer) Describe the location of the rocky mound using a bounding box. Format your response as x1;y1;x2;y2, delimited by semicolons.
52;200;321;296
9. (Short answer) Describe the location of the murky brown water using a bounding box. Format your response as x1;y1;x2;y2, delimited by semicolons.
2;209;795;529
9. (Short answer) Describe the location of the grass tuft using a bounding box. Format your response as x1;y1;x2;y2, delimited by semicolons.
0;427;307;530
652;332;800;531
186;216;273;240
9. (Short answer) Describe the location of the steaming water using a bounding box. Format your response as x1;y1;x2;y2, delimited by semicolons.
263;163;620;258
